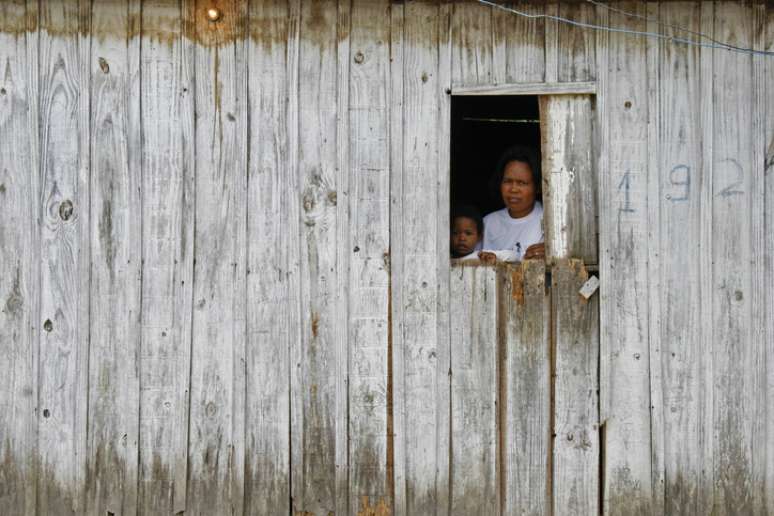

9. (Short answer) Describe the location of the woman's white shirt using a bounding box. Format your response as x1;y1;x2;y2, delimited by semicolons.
481;202;544;262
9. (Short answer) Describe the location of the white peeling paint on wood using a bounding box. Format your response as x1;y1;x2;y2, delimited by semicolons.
138;1;195;513
449;265;498;516
500;262;550;516
539;94;597;265
557;1;596;83
0;2;38;515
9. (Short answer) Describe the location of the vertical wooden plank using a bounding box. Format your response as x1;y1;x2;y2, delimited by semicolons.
492;1;546;84
644;2;664;515
36;1;90;513
437;4;453;514
697;3;715;514
544;1;558;83
765;4;774;514
0;2;38;515
389;3;406;514
557;1;595;82
336;2;352;515
653;3;704;514
86;1;142;514
751;2;767;513
186;0;248;513
539;94;597;266
552;259;599;515
349;1;393;515
290;1;344;514
598;2;652;513
138;1;195;513
500;261;550;516
449;265;498;516
711;2;756;513
395;2;444;514
451;1;492;89
244;0;290;514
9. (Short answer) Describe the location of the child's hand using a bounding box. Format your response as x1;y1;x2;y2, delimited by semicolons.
523;243;545;260
478;251;497;265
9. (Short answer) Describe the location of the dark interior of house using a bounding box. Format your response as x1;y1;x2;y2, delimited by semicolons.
450;95;542;218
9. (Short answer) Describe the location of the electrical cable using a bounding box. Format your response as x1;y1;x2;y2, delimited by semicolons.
477;0;774;58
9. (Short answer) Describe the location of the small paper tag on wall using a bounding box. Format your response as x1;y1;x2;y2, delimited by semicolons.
579;275;599;300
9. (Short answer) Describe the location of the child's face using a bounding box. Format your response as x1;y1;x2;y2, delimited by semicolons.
451;216;480;257
500;160;537;218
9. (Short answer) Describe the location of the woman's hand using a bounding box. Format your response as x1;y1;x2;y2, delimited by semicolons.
523;243;545;260
478;251;497;265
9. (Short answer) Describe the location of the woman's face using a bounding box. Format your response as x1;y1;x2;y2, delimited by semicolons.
500;160;537;218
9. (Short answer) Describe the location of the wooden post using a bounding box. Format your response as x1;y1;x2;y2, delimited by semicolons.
539;95;597;266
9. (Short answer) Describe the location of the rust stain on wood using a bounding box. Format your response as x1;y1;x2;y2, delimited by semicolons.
510;265;524;305
357;495;390;516
311;312;320;339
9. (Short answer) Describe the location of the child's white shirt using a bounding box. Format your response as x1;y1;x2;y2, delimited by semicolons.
481;202;544;262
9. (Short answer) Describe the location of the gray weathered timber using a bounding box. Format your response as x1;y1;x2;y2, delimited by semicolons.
138;1;195;513
500;261;550;516
599;2;652;514
348;1;392;515
557;1;595;83
395;2;444;515
539;94;597;266
0;2;37;515
389;2;406;515
290;1;344;514
245;0;291;514
35;1;90;514
0;2;772;514
552;259;599;516
186;0;248;513
449;265;498;516
492;0;546;84
644;3;664;514
654;3;704;514
697;3;715;514
86;2;142;514
766;4;774;514
451;1;492;89
711;2;758;512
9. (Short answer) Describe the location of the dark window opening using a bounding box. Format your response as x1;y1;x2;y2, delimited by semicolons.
450;95;542;217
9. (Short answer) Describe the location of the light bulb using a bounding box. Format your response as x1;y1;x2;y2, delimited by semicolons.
207;7;222;22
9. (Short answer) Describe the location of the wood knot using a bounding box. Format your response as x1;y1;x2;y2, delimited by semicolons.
58;200;74;221
43;319;53;332
98;57;109;74
421;72;428;83
43;409;50;418
0;88;6;96
354;51;365;64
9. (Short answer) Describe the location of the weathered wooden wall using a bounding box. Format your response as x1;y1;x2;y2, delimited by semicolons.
1;0;773;515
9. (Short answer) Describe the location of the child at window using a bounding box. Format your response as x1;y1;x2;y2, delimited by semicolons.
451;205;483;261
479;146;545;264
